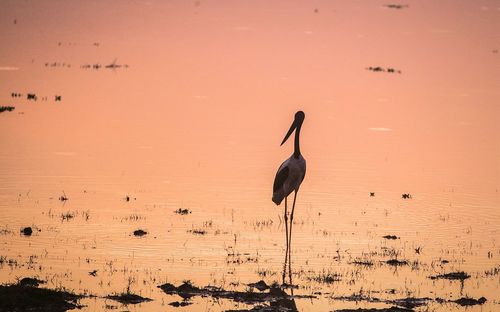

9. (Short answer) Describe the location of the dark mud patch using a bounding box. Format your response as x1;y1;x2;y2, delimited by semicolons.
133;229;147;237
158;281;314;305
429;271;470;281
106;293;152;304
0;280;81;312
453;297;486;306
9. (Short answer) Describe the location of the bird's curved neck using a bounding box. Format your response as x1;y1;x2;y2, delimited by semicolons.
294;126;301;158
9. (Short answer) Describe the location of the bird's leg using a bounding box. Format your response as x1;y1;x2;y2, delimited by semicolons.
288;190;297;287
282;196;289;286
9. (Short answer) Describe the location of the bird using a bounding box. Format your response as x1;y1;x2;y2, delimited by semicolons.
272;111;306;285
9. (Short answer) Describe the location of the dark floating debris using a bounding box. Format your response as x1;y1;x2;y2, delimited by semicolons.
55;95;62;101
21;227;33;236
366;66;402;74
0;106;15;113
453;297;487;306
11;93;22;98
174;208;192;215
369;192;375;197
133;229;147;237
401;193;412;199
0;279;81;312
385;4;409;9
386;259;408;266
383;235;399;240
88;270;97;277
429;271;470;281
106;293;152;304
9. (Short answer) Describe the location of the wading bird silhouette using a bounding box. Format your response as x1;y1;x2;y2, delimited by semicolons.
272;111;306;286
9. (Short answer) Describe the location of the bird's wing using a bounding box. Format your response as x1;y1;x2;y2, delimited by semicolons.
300;165;306;183
273;165;289;192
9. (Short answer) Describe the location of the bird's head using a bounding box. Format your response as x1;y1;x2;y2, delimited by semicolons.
281;111;305;146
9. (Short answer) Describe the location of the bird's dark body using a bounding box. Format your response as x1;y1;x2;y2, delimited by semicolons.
271;110;306;286
272;155;306;205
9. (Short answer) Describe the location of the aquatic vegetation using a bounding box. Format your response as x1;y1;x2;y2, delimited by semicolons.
21;227;33;236
453;296;486;306
308;270;342;284
18;277;45;287
106;293;152;304
158;281;314;305
0;106;15;113
429;271;470;281
386;259;408;266
335;307;413;312
0;280;81;312
133;229;147;237
189;229;207;235
352;259;374;266
60;211;75;221
248;280;269;291
382;235;399;240
366;66;402;74
174;208;191;215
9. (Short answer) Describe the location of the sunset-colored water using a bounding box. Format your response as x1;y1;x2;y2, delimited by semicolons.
1;1;499;311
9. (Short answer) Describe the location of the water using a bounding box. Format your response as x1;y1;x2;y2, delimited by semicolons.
1;0;499;311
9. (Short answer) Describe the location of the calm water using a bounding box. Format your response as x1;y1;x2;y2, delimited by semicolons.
1;0;499;311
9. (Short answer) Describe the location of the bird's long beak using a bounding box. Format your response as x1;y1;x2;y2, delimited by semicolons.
280;119;297;146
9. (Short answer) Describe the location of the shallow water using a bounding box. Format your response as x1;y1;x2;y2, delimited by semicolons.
1;0;499;311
